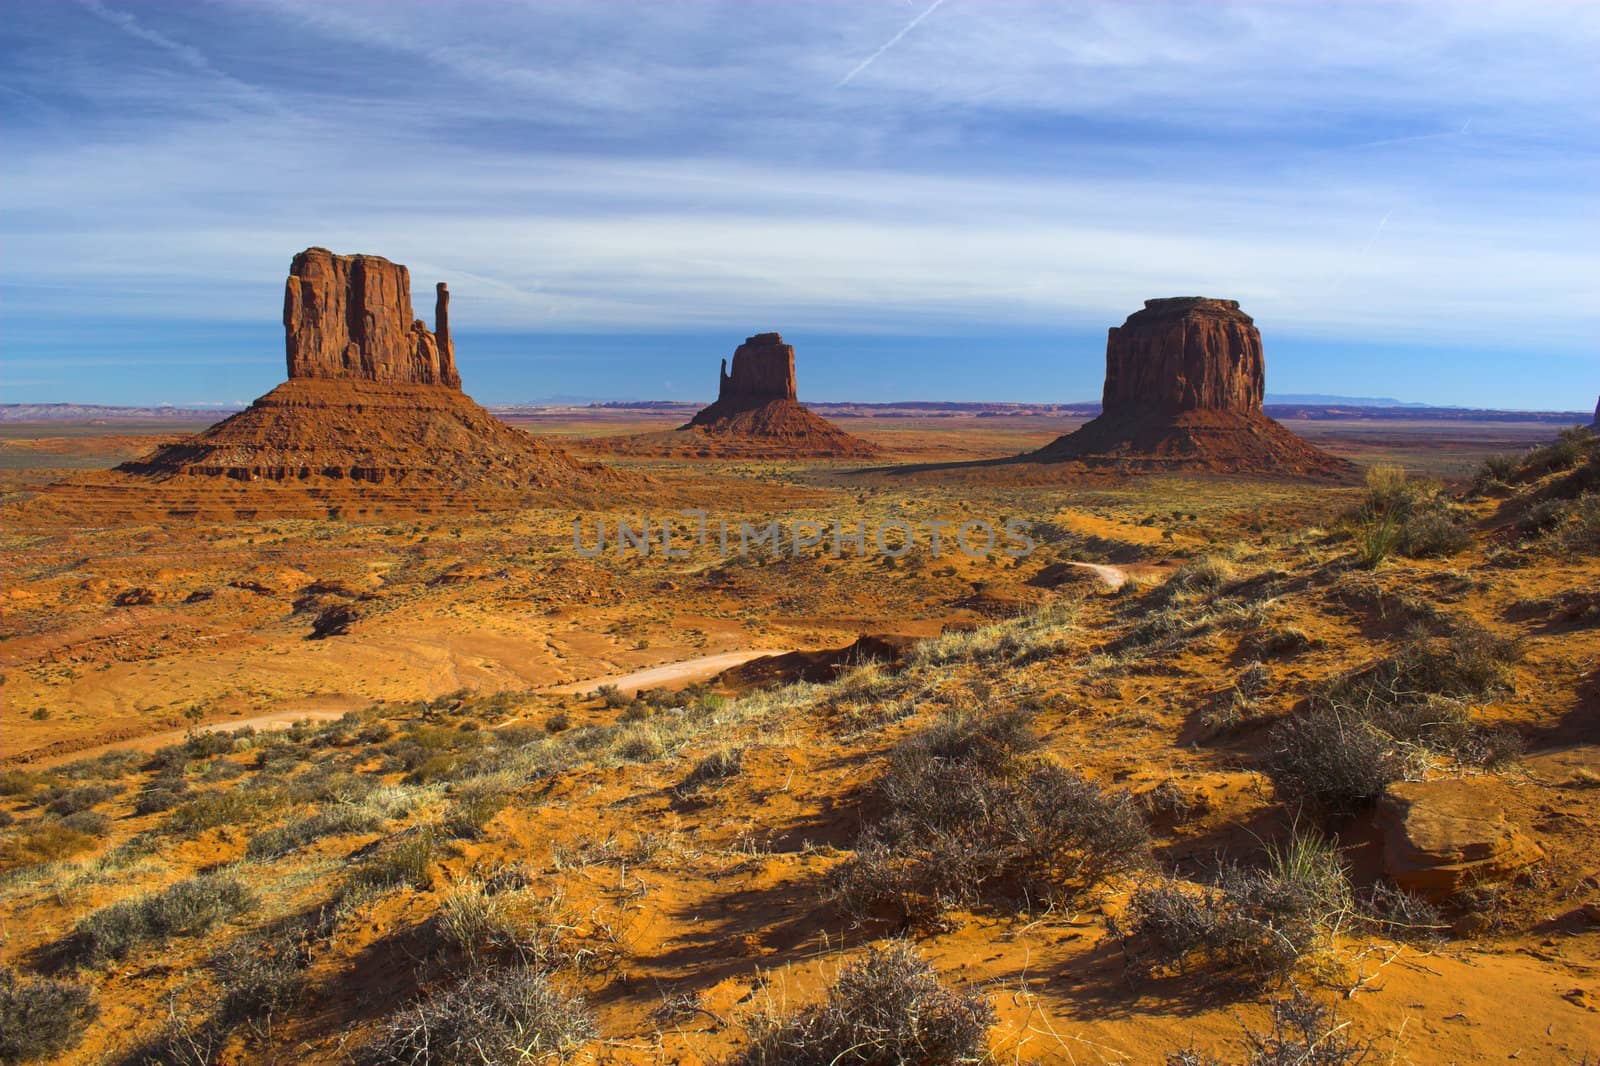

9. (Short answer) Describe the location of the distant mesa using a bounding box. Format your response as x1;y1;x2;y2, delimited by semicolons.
1028;297;1351;477
592;332;880;459
67;247;631;517
686;332;798;423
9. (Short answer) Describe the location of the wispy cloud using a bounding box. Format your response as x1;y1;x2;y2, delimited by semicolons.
0;1;1596;406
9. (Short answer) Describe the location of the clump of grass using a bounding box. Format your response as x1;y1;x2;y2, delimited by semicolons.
245;803;387;860
1155;555;1235;603
0;822;100;870
443;785;510;840
432;881;623;973
346;829;436;895
675;747;744;798
163;787;274;836
829;711;1147;926
370;965;596;1065
1166;984;1370;1065
71;872;256;964
1349;465;1468;566
0;967;99;1064
212;922;312;1035
724;942;994;1066
1120;831;1351;983
1265;623;1523;811
44;784;118;817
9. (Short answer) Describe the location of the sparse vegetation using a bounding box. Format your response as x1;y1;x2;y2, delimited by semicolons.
0;967;98;1064
723;942;994;1066
71;872;256;964
830;711;1147;925
1121;831;1351;982
369;965;596;1065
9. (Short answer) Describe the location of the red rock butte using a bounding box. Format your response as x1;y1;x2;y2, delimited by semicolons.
1030;297;1350;477
284;248;460;388
37;248;633;519
593;332;879;459
674;333;879;458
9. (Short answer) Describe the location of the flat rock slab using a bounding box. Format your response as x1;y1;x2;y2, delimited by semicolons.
1379;778;1544;901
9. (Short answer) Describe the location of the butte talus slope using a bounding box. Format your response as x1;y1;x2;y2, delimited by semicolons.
1030;298;1351;477
46;249;630;518
598;333;880;459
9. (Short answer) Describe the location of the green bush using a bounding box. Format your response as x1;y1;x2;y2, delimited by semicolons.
0;967;98;1064
723;942;993;1066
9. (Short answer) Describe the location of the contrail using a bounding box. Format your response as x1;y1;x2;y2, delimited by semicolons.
1359;208;1394;257
836;0;948;88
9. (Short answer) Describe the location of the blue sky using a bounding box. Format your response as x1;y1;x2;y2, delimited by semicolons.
2;0;1596;409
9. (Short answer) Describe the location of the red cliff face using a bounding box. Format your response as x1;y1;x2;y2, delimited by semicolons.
1102;297;1263;417
1031;297;1350;479
715;332;798;409
283;248;460;388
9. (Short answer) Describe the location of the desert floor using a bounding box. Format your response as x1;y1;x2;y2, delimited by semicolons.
1;411;1595;1065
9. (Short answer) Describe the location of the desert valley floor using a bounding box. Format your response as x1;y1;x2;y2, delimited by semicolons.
1;409;1597;1065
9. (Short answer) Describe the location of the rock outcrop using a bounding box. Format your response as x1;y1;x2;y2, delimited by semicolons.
1378;779;1545;901
96;248;630;517
1102;298;1263;416
597;332;878;459
688;332;798;424
284;248;460;387
1029;297;1350;477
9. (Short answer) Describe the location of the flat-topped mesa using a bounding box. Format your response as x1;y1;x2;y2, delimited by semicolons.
1103;297;1263;417
283;247;460;388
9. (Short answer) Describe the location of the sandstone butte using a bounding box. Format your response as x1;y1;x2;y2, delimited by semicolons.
66;248;631;515
598;332;880;459
1029;297;1352;477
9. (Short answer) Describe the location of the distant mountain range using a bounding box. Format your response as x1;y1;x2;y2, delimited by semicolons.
2;399;1591;425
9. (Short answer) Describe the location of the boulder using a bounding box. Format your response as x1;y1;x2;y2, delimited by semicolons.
1378;779;1544;901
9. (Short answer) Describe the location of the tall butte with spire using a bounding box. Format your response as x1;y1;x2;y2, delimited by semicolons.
677;332;879;458
1028;297;1350;477
96;248;628;515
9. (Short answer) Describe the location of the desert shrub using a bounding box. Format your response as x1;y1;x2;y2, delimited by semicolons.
0;771;38;798
369;964;596;1065
443;786;510;840
544;712;571;733
163;788;272;836
57;810;112;837
0;822;98;869
1349;465;1467;564
1357;883;1446;944
212;922;312;1031
246;803;386;860
134;778;189;815
1245;625;1315;659
1519;426;1595;480
596;684;630;709
432;882;621;973
347;829;436;895
1472;452;1521;493
829;712;1146;925
611;723;667;763
1121;832;1351;982
117;999;224;1066
72;872;256;963
1263;703;1403;813
725;942;993;1066
676;747;744;797
44;784;119;816
1156;556;1235;602
0;967;98;1064
1268;625;1523;811
1165;984;1369;1066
